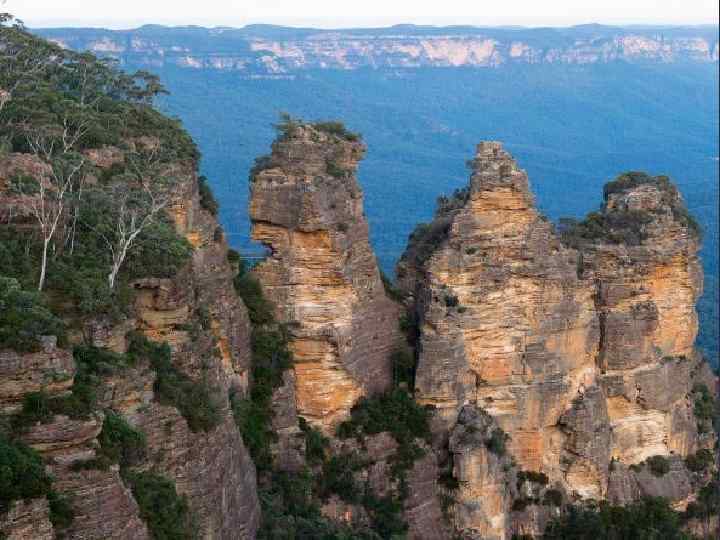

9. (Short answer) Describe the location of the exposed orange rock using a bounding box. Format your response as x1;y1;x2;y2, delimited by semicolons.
249;122;402;432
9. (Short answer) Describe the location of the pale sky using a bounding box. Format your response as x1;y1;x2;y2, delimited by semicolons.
7;0;720;29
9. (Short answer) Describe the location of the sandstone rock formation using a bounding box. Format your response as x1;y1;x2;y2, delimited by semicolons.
398;142;714;538
0;150;260;539
249;122;402;432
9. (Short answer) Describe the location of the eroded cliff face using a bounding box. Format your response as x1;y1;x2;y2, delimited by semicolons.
398;142;599;484
249;123;402;432
0;150;260;539
38;26;720;75
398;142;714;538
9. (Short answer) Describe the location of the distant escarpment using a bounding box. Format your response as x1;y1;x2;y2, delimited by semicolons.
0;21;259;539
36;24;719;75
398;142;717;538
249;119;402;432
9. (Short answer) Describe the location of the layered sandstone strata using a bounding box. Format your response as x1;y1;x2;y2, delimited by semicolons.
250;122;402;431
398;143;711;537
398;142;599;483
0;149;260;539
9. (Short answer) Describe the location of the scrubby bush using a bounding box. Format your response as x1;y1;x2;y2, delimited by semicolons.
685;448;714;472
0;435;53;511
96;411;146;468
486;428;508;456
390;347;416;389
234;272;274;325
312;121;362;142
691;383;716;434
129;332;221;432
646;455;670;477
543;497;690;539
0;276;64;352
124;471;196;540
198;175;219;215
298;417;329;466
380;270;405;302
517;470;549;488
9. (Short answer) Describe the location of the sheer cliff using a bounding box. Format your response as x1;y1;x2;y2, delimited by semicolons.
397;142;718;539
0;22;259;539
36;24;720;75
248;120;402;432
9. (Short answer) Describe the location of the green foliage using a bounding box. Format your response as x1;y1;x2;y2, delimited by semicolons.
230;326;292;472
683;476;719;521
311;121;362;142
485;428;508;456
257;470;379;540
11;345;132;430
379;270;405;302
517;470;549;488
124;471;196;540
558;209;654;248
316;452;366;504
234;271;274;326
337;388;431;448
684;448;714;473
403;218;452;266
390;347;416;389
123;220;194;281
128;332;221;432
198;175;219;215
298;417;329;466
543;489;563;507
561;171;702;249
336;388;431;496
47;490;74;530
691;383;717;435
362;492;407;538
87;411;146;469
543;497;693;539
0;276;64;352
325;159;351;179
646;455;670;477
0;435;53;512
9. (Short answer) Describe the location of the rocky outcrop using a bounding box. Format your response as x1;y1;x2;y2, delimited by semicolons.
449;406;516;540
398;142;599;483
249;122;402;432
398;142;714;538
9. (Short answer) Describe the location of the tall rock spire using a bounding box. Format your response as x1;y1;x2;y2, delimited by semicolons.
249;121;402;432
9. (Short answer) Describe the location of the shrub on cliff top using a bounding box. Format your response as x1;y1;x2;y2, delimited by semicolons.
312;120;362;142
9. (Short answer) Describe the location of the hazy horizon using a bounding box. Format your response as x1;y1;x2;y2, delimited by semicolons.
24;18;720;31
8;0;718;30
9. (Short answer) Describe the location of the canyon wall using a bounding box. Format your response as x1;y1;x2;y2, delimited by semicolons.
0;148;261;539
37;25;719;75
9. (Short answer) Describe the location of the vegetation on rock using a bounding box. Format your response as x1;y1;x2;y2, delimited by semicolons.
124;470;196;540
128;332;221;432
